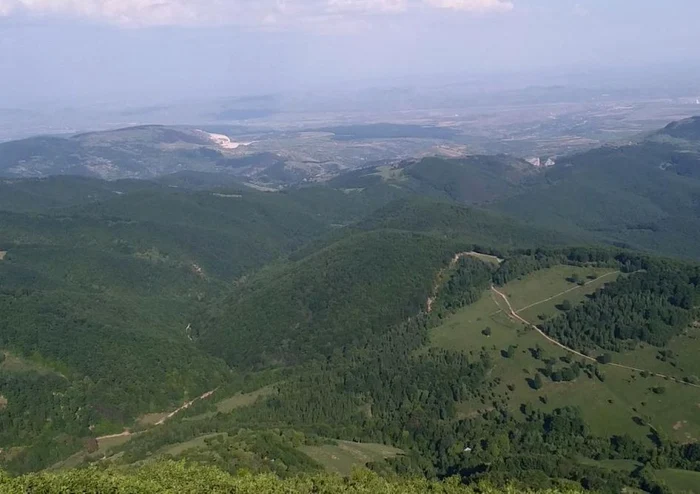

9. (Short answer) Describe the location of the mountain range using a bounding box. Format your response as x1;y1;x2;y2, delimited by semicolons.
1;117;700;492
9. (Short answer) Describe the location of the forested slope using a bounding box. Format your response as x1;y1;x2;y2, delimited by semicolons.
493;140;700;259
198;230;461;368
0;180;392;471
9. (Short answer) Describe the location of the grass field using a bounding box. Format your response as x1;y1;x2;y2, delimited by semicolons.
138;413;169;426
185;385;278;421
577;458;641;473
0;351;63;376
215;385;277;413
158;433;225;457
465;251;503;266
299;441;403;476
374;166;406;182
430;265;700;443
656;468;700;493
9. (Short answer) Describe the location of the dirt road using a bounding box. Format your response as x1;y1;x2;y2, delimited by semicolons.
490;285;700;389
97;388;217;443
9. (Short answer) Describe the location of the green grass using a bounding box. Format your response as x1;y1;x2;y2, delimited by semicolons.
431;265;700;444
373;166;406;182
577;458;641;473
50;433;133;470
215;385;276;414
137;413;169;427
186;385;278;421
498;265;617;318
299;441;403;476
0;351;63;376
656;468;700;493
158;434;224;457
465;251;503;266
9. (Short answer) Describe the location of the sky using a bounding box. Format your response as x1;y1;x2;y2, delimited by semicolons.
1;0;700;107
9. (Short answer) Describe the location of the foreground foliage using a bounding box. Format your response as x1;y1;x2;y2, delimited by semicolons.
0;461;585;494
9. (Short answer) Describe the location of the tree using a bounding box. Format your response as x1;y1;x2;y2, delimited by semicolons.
482;327;492;337
532;373;543;390
560;300;573;311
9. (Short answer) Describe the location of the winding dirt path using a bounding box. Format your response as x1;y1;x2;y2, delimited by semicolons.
514;271;620;314
490;285;700;390
96;388;218;443
490;271;620;316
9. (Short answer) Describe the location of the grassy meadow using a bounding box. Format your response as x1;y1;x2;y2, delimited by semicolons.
430;265;700;444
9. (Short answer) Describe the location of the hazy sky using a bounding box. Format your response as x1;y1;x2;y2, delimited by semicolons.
1;0;699;106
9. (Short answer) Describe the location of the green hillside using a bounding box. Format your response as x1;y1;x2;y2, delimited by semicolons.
492;140;700;259
328;155;536;204
198;230;461;368
653;116;700;142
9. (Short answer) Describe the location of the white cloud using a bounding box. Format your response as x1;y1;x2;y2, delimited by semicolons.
0;0;510;27
573;3;589;17
423;0;513;12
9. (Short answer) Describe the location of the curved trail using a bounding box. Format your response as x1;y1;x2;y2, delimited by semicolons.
490;271;620;316
490;285;700;390
514;271;620;314
97;388;218;443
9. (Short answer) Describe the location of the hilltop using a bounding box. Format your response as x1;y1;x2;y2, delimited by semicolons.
0;125;291;183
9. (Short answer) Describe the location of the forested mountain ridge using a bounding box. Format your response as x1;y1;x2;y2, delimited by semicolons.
493;138;700;259
324;117;700;261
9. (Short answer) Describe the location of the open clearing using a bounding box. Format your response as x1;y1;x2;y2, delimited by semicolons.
137;413;170;427
215;385;276;413
465;251;503;265
431;265;700;443
0;351;63;376
158;433;225;457
186;385;277;421
656;468;700;493
299;441;403;476
373;165;405;182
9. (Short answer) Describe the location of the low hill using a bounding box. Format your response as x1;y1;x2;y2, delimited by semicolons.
653;116;700;141
329;155;536;205
0;125;290;183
